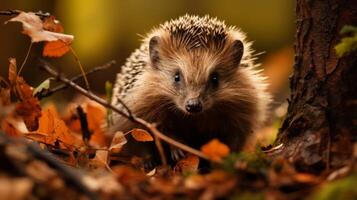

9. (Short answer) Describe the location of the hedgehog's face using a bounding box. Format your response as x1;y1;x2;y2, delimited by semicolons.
148;36;244;115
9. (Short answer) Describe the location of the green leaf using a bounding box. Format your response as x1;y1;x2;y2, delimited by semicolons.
335;25;357;57
105;81;113;126
33;78;53;96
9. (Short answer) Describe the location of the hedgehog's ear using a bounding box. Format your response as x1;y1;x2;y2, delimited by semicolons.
229;40;244;67
149;36;161;69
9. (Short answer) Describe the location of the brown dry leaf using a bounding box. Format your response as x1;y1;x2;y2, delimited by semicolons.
201;139;230;162
0;87;11;106
25;108;83;150
42;15;64;33
15;97;41;131
87;150;109;170
6;12;74;43
174;154;199;173
8;58;17;85
131;129;153;142
109;131;127;153
7;59;42;131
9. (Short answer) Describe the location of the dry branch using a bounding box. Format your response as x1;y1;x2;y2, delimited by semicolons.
37;60;116;99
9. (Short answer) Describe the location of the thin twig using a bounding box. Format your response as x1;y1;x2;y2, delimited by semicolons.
77;106;92;144
69;47;91;91
18;42;33;75
37;60;116;99
39;60;212;163
154;135;167;166
0;9;50;18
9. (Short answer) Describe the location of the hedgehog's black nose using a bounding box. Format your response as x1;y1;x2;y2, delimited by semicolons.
185;98;202;113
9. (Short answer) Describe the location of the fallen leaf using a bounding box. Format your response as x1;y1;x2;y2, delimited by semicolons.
6;12;74;43
25;108;83;150
87;150;109;170
109;131;127;153
86;102;108;146
64;100;108;147
15;97;41;131
201;139;230;162
131;129;153;142
174;154;199;173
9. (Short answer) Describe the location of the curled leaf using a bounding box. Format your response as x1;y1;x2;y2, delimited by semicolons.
6;12;74;43
109;131;127;153
131;129;153;142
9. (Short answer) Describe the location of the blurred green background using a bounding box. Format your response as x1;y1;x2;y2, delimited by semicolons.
0;0;295;102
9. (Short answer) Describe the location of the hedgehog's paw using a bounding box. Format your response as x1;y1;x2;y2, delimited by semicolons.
170;146;186;162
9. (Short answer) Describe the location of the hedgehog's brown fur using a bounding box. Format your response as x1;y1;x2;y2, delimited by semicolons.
112;15;271;164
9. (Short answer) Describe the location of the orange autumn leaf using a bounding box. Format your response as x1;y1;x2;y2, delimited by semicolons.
6;12;73;43
43;40;71;57
64;100;108;147
25;108;83;150
131;129;153;142
85;103;108;146
15;98;41;131
200;139;230;162
174;154;199;173
42;15;71;57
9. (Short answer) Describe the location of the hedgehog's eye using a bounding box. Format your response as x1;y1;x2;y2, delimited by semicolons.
210;72;219;87
174;72;181;82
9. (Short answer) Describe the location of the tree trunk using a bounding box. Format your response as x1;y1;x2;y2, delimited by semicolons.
276;0;357;172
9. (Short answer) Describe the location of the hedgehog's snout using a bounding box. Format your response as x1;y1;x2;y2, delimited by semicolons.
185;98;203;113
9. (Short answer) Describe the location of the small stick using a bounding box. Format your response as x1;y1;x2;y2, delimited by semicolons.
76;106;92;144
37;60;116;99
154;135;167;166
39;60;213;163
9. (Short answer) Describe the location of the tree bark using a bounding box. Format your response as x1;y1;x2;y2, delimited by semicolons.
276;0;357;172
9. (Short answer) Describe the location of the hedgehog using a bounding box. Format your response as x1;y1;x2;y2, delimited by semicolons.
111;15;271;167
